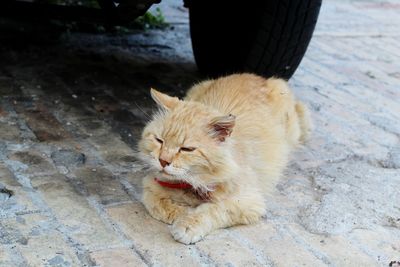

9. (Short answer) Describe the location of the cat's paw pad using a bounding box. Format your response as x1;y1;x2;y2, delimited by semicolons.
171;215;207;244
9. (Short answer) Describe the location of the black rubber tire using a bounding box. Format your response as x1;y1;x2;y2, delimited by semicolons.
188;0;322;80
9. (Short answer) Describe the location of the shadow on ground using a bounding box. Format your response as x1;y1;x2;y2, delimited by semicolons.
1;18;200;147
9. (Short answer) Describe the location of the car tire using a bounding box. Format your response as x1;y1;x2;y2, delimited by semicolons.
188;0;322;79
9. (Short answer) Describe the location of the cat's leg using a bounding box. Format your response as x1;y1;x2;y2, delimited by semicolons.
171;195;265;244
142;176;190;224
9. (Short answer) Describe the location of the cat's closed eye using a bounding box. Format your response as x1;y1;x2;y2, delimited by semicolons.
180;147;196;152
155;137;164;144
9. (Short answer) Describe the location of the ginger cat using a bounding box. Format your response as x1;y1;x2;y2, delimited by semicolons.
138;73;311;244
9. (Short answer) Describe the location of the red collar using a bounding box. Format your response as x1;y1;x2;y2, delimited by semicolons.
154;178;212;201
154;178;193;189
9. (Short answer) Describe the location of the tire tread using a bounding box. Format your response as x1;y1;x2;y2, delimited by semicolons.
245;0;322;79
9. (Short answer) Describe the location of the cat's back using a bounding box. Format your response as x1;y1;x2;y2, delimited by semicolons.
185;73;283;115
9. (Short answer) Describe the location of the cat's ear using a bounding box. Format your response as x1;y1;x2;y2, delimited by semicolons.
209;114;236;142
150;88;180;110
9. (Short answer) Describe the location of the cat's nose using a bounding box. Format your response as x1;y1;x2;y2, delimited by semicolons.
159;158;170;168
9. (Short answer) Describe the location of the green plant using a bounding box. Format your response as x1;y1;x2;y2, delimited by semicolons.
37;1;168;33
134;8;168;29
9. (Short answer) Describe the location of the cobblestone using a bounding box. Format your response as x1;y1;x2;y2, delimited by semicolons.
89;248;146;267
0;0;399;266
106;203;202;266
73;167;131;205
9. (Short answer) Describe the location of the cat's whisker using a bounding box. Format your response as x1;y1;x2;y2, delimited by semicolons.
134;102;152;121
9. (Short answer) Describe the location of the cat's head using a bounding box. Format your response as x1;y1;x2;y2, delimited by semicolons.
138;88;236;190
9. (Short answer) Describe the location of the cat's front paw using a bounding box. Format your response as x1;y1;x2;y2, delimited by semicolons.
171;215;209;244
147;205;184;225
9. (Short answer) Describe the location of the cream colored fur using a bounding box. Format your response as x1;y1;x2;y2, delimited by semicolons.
138;73;311;244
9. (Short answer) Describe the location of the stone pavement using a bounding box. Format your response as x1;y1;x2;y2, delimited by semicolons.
0;0;399;266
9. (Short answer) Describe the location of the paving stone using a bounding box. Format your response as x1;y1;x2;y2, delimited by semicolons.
0;164;20;188
18;234;81;267
61;117;109;138
380;147;400;169
0;121;22;142
287;224;374;266
121;169;147;200
0;247;14;267
0;106;7;117
1;214;81;266
231;223;327;266
349;227;400;265
58;110;138;169
90;248;147;267
30;174;124;250
50;149;86;168
9;150;56;175
195;233;270;266
106;202;202;266
0;164;38;218
299;161;400;235
73;167;131;205
270;171;317;222
87;132;137;168
15;103;71;142
0;220;27;246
